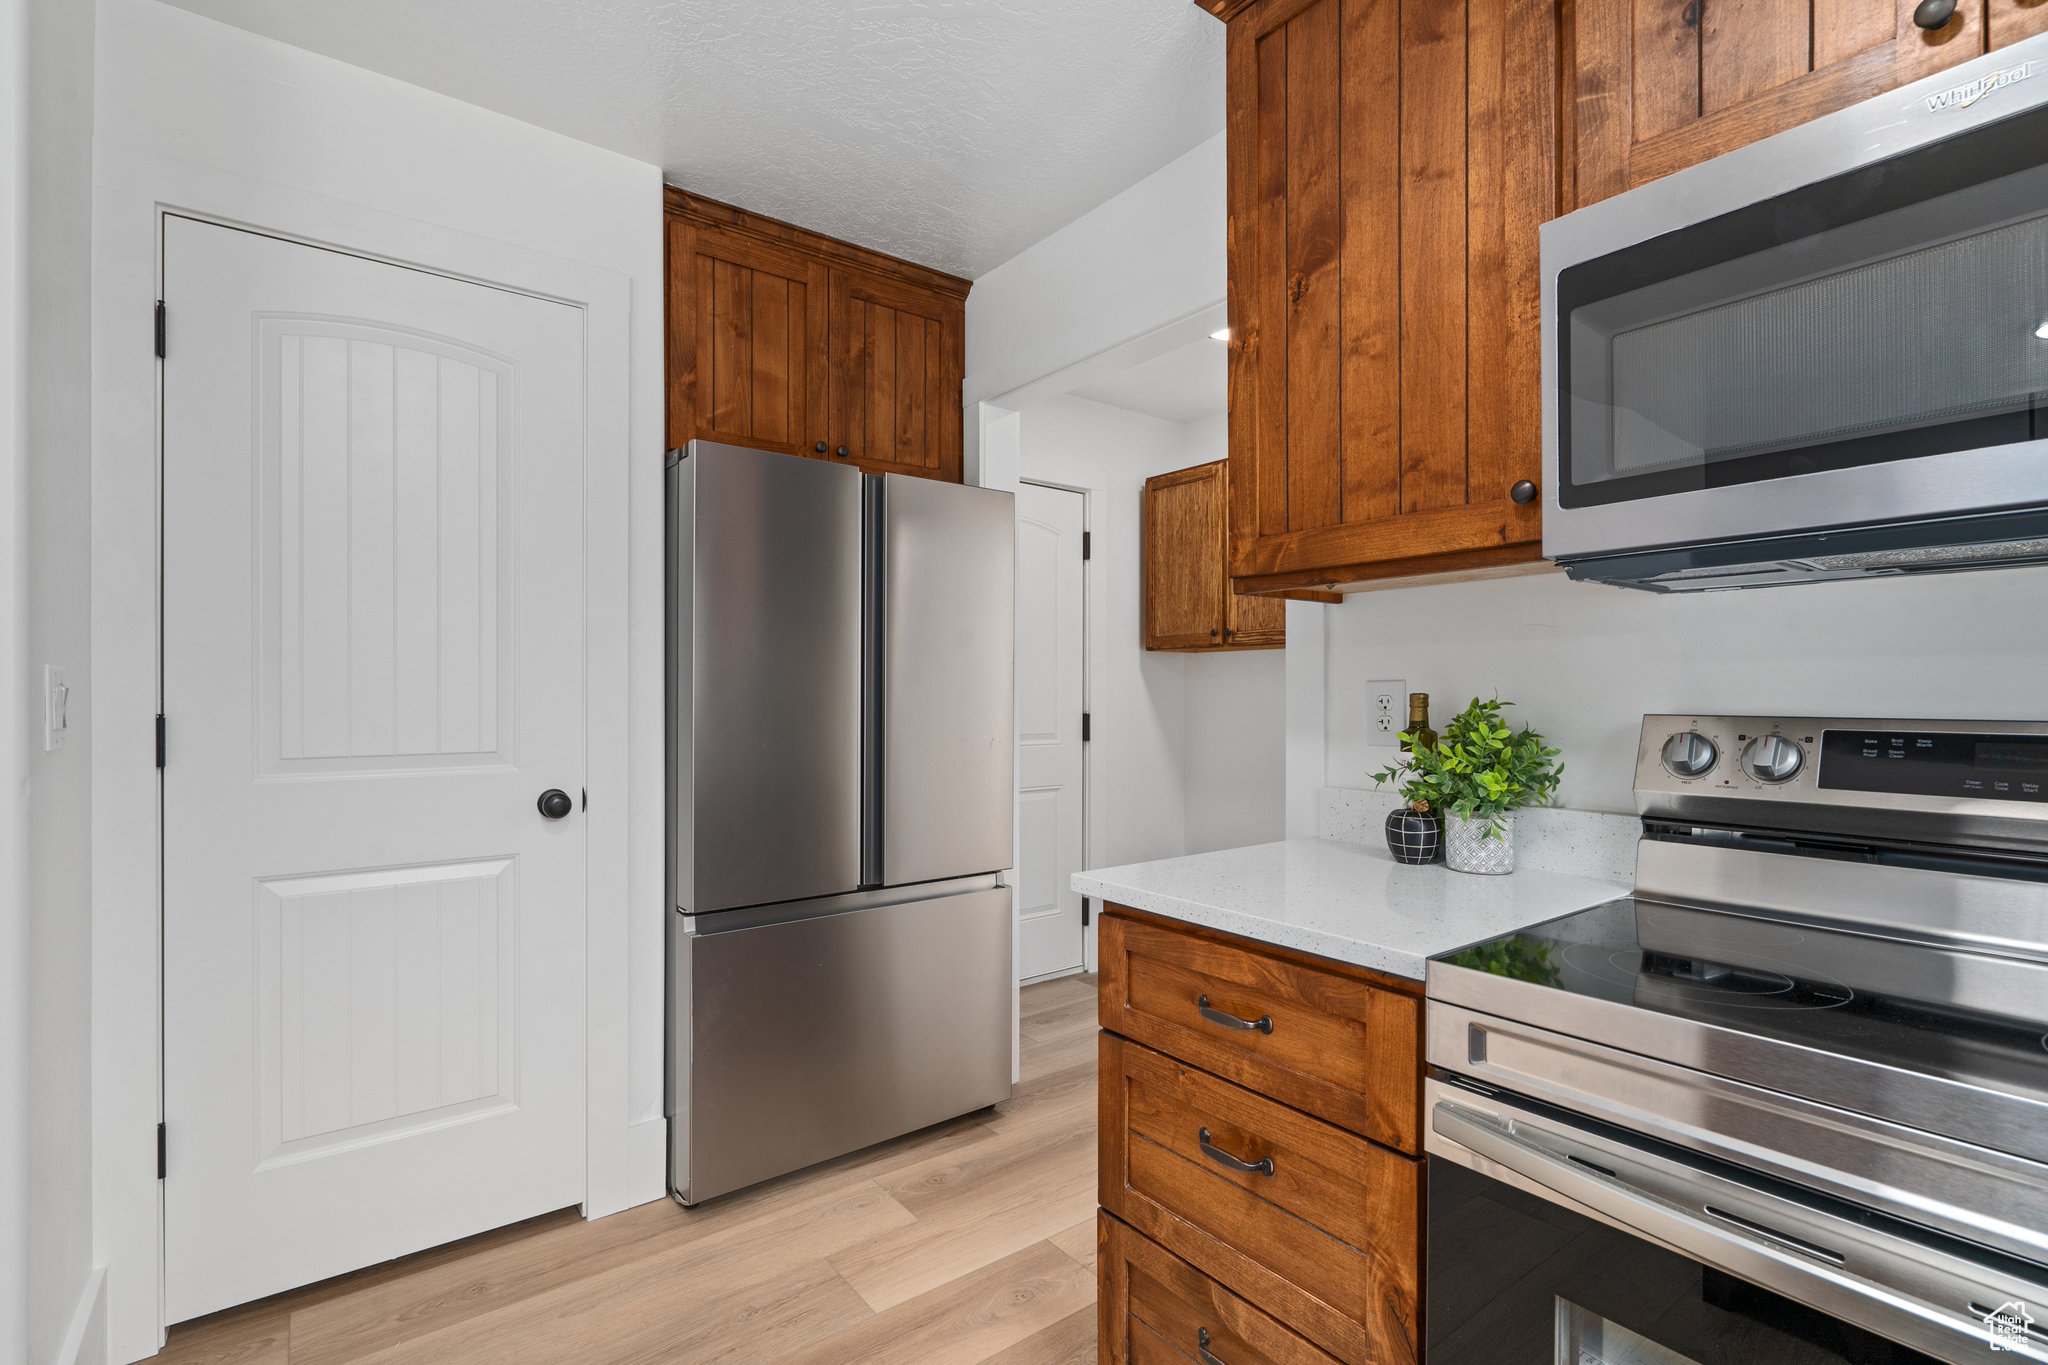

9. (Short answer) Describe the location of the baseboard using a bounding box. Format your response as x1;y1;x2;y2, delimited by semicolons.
54;1265;107;1365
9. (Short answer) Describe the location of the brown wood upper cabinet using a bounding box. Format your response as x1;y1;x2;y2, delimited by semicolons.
1213;0;1556;594
1571;0;2048;208
665;188;969;481
1143;460;1287;651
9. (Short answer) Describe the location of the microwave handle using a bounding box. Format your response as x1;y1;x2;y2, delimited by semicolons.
1430;1099;2048;1364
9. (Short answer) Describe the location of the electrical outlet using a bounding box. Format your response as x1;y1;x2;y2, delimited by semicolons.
1368;679;1404;748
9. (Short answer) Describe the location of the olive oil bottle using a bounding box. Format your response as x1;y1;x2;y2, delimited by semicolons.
1404;693;1437;753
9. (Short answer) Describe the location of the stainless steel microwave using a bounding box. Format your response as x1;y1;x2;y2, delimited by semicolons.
1543;33;2048;592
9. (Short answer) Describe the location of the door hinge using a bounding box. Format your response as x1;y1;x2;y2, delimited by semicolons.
1082;897;1092;927
154;301;166;359
1082;531;1091;561
1081;712;1091;743
155;714;166;768
157;1122;167;1179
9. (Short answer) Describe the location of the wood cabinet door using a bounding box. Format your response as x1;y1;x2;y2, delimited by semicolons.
1143;462;1228;650
828;269;964;482
665;217;828;456
1099;1214;1348;1365
1572;0;1996;207
1227;582;1287;648
1224;0;1550;593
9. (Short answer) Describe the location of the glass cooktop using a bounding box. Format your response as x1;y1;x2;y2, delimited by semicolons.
1434;896;2048;1111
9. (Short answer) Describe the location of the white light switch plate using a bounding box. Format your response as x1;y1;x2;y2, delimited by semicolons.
44;665;68;752
1368;678;1404;748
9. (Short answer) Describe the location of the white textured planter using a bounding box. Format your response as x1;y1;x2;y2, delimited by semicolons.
1445;812;1516;875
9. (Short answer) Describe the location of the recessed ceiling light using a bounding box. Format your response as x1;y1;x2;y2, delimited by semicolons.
2037;321;2048;340
1210;328;1230;341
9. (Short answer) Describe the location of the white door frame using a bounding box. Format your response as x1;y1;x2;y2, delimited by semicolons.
1016;477;1091;982
91;141;634;1360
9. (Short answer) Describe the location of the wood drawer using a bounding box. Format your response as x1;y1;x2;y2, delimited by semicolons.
1100;1212;1344;1365
1099;907;1423;1153
1099;1033;1422;1365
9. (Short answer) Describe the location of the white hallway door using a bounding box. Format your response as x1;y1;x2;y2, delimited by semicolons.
162;216;588;1321
1014;483;1087;981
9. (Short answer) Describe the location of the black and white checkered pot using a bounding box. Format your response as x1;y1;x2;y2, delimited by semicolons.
1445;813;1515;875
1382;809;1442;865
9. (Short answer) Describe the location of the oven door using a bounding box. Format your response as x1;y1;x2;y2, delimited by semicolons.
1425;1080;2048;1365
1540;34;2048;569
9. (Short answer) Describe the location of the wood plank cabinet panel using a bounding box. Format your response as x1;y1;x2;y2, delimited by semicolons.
1144;463;1230;650
1099;1214;1345;1365
1572;0;1994;208
1098;908;1422;1153
1100;1035;1423;1365
829;269;965;483
665;188;968;481
1224;0;1550;594
1143;462;1298;651
666;217;828;458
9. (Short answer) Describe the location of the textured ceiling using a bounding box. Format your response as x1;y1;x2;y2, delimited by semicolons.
1070;336;1226;425
159;0;1226;279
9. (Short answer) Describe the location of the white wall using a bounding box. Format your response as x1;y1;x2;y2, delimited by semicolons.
1017;400;1285;871
1;0;31;1359
1318;565;2048;815
90;4;666;1356
1019;396;1192;868
24;0;103;1358
965;132;1225;409
1176;413;1283;854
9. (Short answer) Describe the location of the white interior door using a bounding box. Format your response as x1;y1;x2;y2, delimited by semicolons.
1014;483;1086;981
161;216;587;1321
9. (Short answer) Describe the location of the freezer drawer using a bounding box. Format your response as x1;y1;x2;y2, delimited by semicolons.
669;884;1013;1204
880;474;1015;886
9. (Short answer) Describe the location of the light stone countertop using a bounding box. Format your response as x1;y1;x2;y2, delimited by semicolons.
1073;837;1631;981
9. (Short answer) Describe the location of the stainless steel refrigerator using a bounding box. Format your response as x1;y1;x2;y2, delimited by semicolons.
666;440;1015;1205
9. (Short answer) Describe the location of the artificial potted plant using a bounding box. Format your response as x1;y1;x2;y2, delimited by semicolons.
1371;697;1563;874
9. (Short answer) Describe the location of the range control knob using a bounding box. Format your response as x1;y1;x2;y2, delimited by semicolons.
1660;731;1718;778
1742;734;1804;783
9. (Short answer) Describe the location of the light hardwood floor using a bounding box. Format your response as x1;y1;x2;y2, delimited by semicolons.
157;973;1101;1365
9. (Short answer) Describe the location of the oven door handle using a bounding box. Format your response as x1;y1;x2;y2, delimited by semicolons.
1430;1098;2048;1364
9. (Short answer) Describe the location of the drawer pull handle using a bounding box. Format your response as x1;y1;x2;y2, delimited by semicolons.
1197;1327;1229;1365
1196;995;1272;1034
1198;1127;1274;1177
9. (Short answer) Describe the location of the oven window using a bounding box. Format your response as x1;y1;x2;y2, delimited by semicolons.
1557;101;2048;510
1558;1300;1704;1365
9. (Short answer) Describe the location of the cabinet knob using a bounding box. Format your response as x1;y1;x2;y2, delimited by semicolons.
1510;479;1538;505
836;445;850;458
1210;628;1219;638
1912;0;1956;27
814;441;828;453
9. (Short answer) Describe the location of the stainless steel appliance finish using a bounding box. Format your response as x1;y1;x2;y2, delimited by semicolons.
880;474;1016;887
1427;713;2048;1364
1430;1080;2048;1364
669;882;1012;1205
1540;34;2048;591
669;444;864;914
666;441;1016;1204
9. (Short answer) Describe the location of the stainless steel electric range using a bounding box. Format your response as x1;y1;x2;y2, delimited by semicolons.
1425;715;2048;1365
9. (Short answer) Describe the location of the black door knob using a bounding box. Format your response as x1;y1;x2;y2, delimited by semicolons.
814;441;828;453
537;788;573;820
1510;479;1539;504
1912;0;1956;28
836;445;850;458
